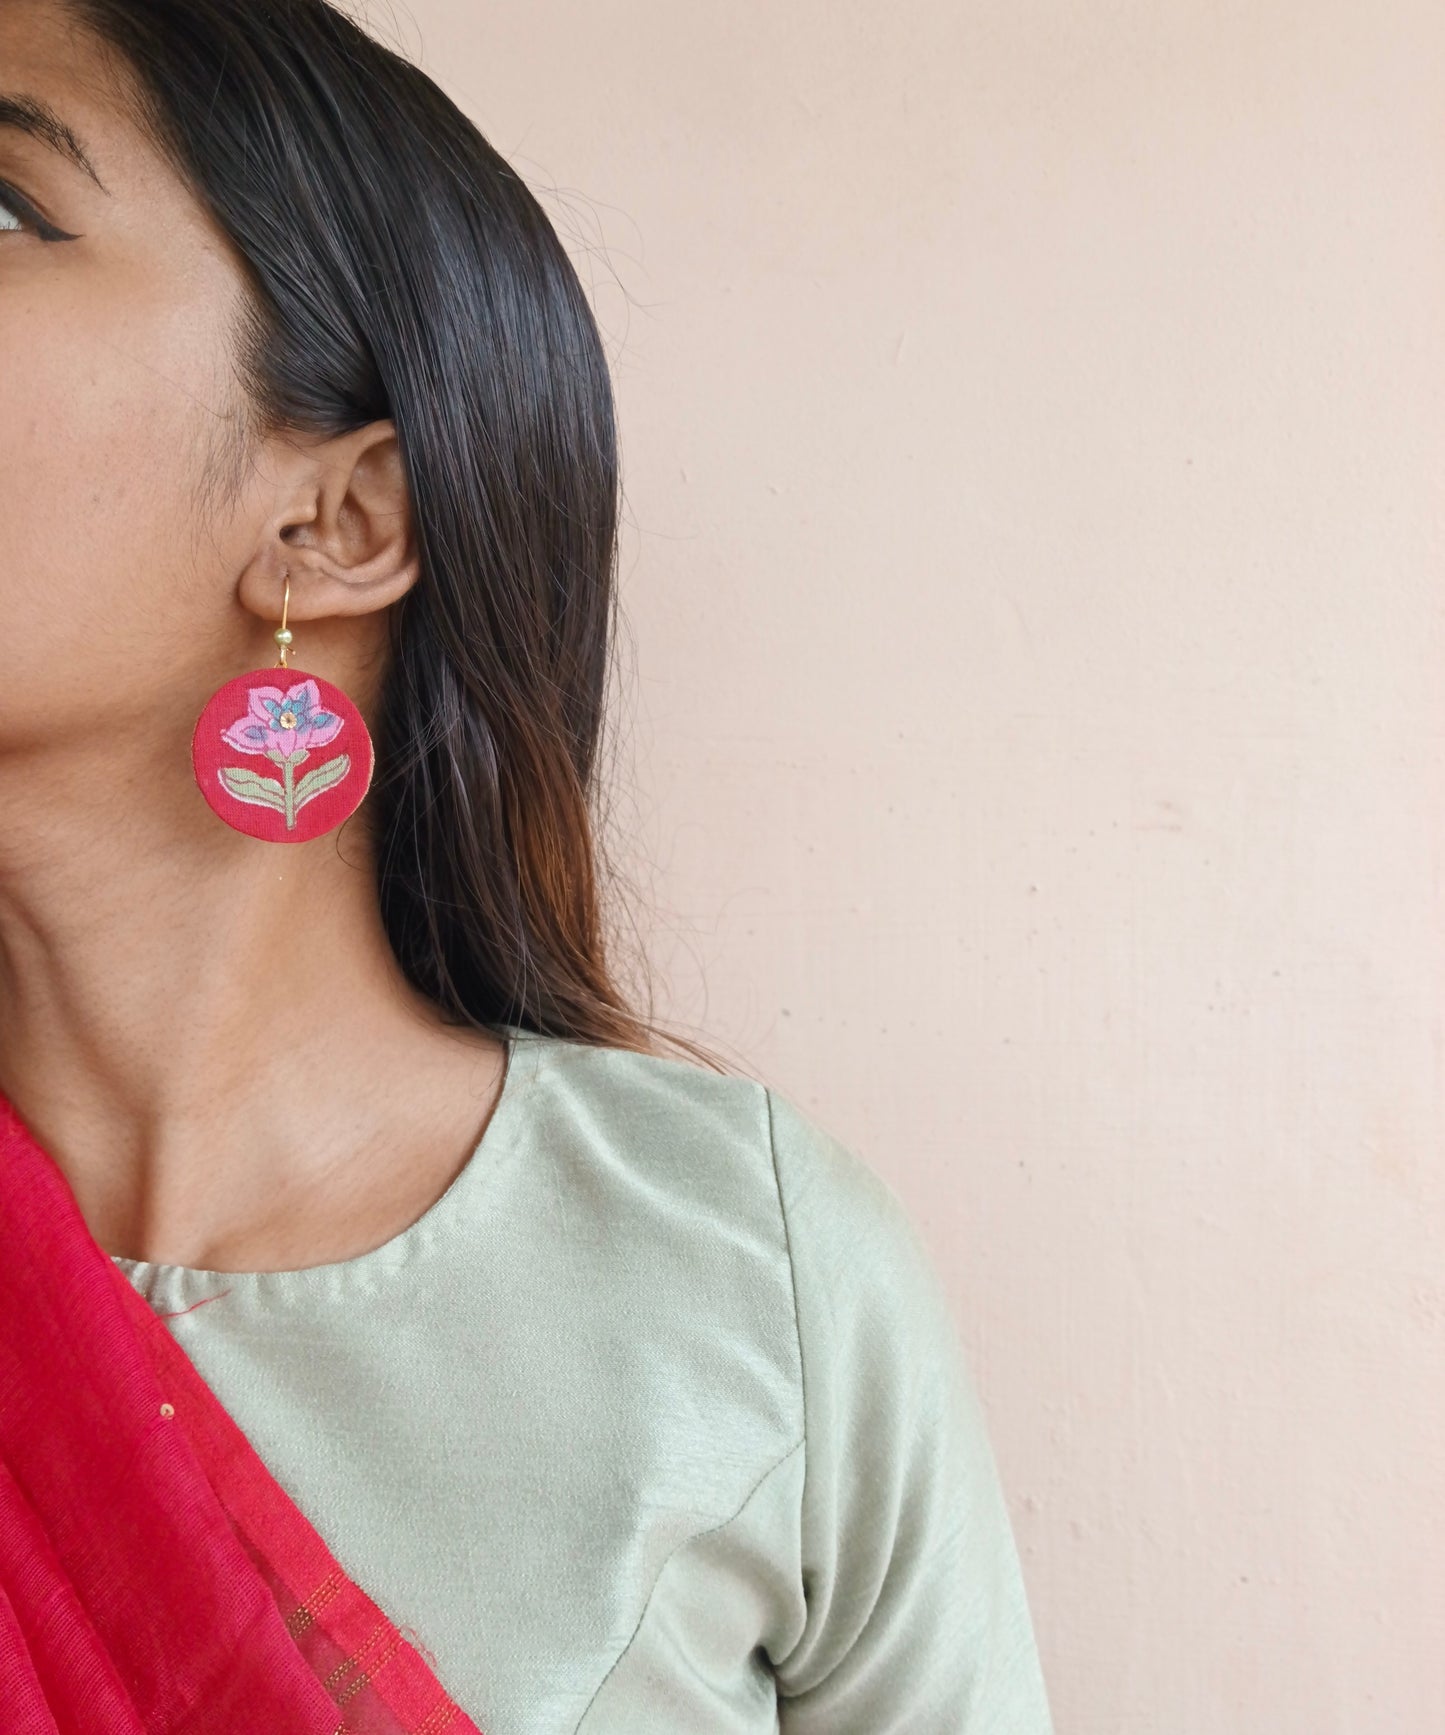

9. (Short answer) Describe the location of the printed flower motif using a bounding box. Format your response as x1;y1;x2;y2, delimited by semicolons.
221;679;343;759
216;677;352;831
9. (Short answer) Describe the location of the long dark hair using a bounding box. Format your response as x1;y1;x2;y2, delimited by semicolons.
67;0;724;1072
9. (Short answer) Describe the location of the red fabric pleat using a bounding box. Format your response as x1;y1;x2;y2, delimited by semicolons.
0;1086;486;1735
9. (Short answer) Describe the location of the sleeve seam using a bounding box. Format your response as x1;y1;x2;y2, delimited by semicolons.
763;1086;809;1501
573;1434;806;1731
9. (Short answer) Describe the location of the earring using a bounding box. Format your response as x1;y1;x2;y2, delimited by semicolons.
190;573;375;843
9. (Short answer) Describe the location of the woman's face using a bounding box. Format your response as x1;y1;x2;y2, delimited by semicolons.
0;1;316;767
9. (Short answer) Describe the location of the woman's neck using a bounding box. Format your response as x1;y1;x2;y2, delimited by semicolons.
0;779;508;1271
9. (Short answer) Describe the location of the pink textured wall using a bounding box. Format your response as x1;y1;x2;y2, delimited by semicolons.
401;0;1445;1726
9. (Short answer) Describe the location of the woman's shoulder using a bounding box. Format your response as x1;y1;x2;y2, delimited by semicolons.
517;1030;909;1241
514;1031;775;1207
520;1030;770;1140
515;1030;942;1345
523;1034;1054;1729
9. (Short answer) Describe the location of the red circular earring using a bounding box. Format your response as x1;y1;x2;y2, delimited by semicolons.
191;574;375;843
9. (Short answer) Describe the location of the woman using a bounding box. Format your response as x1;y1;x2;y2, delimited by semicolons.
0;1;1055;1730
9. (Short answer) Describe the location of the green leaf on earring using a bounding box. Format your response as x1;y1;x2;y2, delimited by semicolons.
293;754;351;811
218;768;288;811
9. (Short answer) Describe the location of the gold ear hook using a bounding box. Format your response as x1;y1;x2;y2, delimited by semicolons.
273;574;294;669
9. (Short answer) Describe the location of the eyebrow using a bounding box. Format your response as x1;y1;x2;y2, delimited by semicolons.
0;91;109;193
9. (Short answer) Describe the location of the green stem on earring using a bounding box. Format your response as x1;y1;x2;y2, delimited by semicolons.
283;756;296;829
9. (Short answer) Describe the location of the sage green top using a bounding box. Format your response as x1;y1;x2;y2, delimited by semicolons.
111;1026;1054;1734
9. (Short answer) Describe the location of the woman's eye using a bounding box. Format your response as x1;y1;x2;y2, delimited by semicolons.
0;180;80;242
0;179;65;239
0;182;33;234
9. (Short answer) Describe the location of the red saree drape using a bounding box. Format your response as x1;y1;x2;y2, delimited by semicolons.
0;1087;486;1735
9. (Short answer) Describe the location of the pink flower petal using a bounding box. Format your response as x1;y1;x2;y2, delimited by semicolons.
300;714;344;750
221;719;272;755
247;685;287;725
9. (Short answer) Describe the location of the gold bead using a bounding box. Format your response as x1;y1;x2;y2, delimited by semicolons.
274;628;294;646
159;1402;174;1418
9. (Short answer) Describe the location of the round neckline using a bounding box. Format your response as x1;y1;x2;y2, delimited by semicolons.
108;1023;540;1289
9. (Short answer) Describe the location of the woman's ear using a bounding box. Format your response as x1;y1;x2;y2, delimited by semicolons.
245;419;421;624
